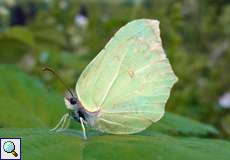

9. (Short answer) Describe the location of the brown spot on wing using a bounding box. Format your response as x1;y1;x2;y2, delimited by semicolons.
128;70;135;78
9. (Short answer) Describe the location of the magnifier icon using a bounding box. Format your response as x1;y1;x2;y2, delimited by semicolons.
3;141;18;157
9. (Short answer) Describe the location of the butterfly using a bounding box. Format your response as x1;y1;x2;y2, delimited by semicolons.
44;19;178;140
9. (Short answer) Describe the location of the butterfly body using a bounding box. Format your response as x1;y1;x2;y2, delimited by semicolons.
65;96;100;128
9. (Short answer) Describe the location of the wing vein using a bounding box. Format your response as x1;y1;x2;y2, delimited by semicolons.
99;46;129;106
134;59;166;74
99;118;125;127
102;111;163;114
99;117;144;130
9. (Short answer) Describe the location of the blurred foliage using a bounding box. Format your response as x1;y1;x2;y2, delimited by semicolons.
0;0;230;159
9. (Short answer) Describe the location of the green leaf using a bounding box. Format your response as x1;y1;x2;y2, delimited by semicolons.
29;25;66;49
0;65;66;128
0;38;29;62
0;128;229;160
4;27;35;47
145;112;218;136
0;96;44;128
0;27;36;62
0;129;85;160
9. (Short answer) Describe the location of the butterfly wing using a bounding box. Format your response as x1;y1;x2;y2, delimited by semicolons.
76;19;178;134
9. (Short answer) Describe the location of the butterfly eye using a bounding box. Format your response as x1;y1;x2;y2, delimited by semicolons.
70;98;77;105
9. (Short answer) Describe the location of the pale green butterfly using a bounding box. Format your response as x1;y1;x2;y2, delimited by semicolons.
45;19;178;140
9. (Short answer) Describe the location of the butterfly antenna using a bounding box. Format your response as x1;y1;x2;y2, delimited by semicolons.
42;67;75;98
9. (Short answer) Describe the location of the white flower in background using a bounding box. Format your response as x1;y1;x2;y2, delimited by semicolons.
75;14;88;28
39;51;49;63
219;92;230;108
44;0;52;3
20;54;36;71
5;0;15;7
74;5;88;28
0;6;9;16
59;0;68;10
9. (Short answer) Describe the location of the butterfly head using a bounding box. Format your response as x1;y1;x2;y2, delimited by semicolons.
64;92;79;111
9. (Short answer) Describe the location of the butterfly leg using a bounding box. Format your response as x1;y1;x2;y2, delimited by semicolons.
64;115;71;129
56;113;70;132
50;113;69;132
80;117;87;140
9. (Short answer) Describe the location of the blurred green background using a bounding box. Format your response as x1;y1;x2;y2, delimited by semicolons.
0;0;230;159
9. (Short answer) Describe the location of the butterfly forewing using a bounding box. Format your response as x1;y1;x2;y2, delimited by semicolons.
76;19;178;134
